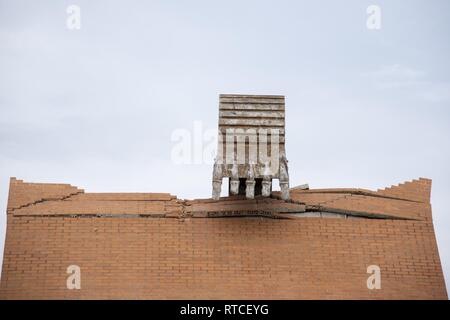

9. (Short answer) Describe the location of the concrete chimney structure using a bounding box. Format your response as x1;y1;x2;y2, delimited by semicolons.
212;94;290;200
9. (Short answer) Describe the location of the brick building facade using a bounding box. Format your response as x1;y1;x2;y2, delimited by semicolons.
0;177;447;299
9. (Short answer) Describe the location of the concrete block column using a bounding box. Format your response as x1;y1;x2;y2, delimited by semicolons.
262;178;272;197
246;179;256;199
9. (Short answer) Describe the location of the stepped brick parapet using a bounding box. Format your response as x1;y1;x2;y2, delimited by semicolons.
0;177;446;299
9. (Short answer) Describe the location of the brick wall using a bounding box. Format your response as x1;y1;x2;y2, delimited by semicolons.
0;178;447;299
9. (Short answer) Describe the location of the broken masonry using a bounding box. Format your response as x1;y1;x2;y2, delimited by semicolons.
212;94;290;200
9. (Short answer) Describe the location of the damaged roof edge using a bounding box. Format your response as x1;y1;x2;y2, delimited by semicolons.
6;177;431;221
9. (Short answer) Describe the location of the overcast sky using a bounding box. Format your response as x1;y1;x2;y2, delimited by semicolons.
1;0;449;294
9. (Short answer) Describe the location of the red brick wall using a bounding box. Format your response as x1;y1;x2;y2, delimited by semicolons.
0;216;447;299
0;179;447;299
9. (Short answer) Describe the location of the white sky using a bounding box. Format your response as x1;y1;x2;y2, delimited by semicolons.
1;0;449;295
